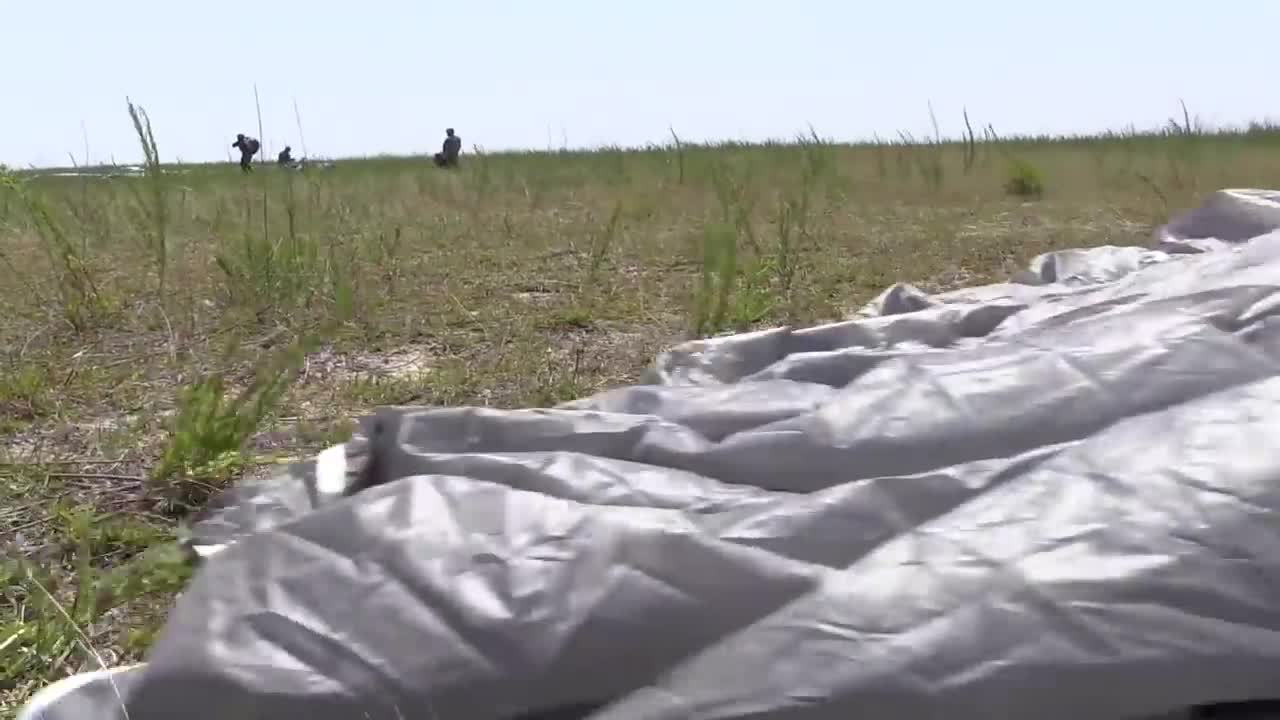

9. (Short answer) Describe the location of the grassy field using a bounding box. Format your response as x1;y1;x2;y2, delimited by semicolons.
3;110;1280;714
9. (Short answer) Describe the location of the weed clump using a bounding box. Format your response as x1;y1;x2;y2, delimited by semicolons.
150;333;319;512
1004;159;1045;199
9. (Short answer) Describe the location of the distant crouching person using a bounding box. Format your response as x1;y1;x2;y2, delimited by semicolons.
433;128;461;168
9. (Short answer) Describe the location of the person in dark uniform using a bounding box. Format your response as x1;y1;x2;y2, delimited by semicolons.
277;146;294;165
433;128;461;168
232;133;260;173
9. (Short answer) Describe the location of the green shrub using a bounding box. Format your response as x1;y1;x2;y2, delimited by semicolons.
1004;159;1045;199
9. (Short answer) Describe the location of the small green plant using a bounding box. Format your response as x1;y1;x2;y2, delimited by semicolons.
962;108;978;175
574;200;622;314
373;225;405;292
214;178;331;322
467;146;492;200
725;261;776;330
797;126;834;188
1159;99;1203;196
0;363;52;423
872;136;889;180
2;171;104;332
124;100;170;295
1;558;102;686
692;220;738;336
1004;159;1045;199
1;540;190;689
687;154;816;335
151;333;319;510
669;127;686;185
325;234;359;324
772;193;799;302
897;130;945;192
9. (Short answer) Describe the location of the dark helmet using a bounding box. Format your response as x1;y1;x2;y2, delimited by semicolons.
446;128;455;136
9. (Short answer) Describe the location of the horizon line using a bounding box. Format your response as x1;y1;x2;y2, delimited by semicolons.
11;115;1280;174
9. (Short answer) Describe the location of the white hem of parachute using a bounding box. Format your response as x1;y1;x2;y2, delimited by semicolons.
16;664;143;720
187;442;349;560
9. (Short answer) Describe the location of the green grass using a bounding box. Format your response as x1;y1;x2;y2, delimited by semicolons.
5;108;1280;716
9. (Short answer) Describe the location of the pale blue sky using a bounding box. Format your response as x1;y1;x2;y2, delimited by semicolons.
7;1;1280;168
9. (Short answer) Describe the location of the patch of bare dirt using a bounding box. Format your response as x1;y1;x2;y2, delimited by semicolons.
300;344;436;385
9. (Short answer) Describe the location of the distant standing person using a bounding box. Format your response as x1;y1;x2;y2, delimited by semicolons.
433;128;461;168
232;133;260;173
